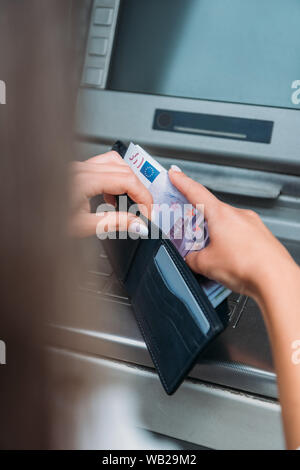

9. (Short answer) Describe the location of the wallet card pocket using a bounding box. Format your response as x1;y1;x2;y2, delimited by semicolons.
154;246;210;335
127;242;215;394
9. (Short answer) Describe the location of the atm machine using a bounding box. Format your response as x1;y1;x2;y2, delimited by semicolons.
54;0;300;449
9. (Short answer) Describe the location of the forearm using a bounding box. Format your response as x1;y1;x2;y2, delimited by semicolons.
255;259;300;449
168;169;300;448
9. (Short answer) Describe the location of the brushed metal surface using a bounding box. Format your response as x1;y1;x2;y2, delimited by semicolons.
49;348;285;449
52;221;300;400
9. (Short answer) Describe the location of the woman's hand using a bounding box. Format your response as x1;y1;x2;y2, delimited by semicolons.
170;168;300;450
70;151;152;238
169;167;296;303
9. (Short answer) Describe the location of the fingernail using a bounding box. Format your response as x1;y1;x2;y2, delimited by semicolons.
128;221;149;237
170;164;182;172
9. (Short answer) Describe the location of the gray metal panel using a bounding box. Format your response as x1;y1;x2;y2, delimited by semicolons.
51;287;278;400
79;0;300;173
77;88;300;174
49;348;285;450
50;234;279;399
56;141;300;401
72;4;296;449
82;0;120;88
76;141;300;241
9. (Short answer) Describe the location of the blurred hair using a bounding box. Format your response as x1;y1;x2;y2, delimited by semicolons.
0;0;77;448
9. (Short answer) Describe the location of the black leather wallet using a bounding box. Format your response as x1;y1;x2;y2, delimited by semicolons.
102;141;229;394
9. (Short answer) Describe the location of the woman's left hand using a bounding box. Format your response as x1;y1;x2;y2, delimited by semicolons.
69;151;153;238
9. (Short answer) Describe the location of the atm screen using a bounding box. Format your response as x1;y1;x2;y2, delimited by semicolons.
108;0;300;109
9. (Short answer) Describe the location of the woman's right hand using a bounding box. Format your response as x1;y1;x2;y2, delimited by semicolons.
169;168;297;303
169;168;300;450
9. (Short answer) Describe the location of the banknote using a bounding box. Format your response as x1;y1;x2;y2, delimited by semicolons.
124;143;231;306
124;143;208;256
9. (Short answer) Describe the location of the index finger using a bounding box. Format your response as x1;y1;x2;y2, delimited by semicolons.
86;171;153;219
118;173;153;219
86;151;126;165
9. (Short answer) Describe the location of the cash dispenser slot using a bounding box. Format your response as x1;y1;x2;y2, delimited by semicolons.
153;109;274;144
197;178;281;200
